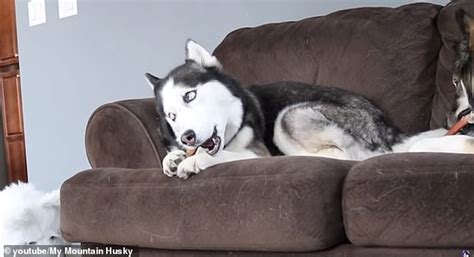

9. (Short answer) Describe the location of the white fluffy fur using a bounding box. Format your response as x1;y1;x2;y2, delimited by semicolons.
0;183;67;247
186;40;222;69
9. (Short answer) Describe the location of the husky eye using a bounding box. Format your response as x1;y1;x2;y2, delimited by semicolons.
183;90;197;103
167;113;176;121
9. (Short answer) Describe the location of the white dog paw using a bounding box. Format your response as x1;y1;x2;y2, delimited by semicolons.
162;150;187;177
176;156;202;180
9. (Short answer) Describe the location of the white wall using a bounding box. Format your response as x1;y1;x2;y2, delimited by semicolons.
15;0;448;191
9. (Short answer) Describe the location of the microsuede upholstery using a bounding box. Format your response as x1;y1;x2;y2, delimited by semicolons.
213;4;442;135
86;244;463;257
85;99;166;169
343;153;474;248
61;157;353;252
431;0;474;128
66;2;474;255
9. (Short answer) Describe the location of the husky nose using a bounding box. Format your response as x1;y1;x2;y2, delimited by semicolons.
181;130;196;146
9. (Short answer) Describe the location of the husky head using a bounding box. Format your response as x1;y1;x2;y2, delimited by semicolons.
145;40;244;155
448;9;474;135
0;183;67;246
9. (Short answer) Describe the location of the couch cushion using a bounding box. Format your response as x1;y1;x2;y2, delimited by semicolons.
84;244;464;257
431;0;474;129
343;153;474;248
61;156;353;252
214;3;442;135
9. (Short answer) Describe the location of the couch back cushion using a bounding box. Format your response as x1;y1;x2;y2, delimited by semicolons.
214;3;442;134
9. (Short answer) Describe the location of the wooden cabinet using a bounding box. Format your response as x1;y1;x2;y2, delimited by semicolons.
0;0;19;62
0;0;28;183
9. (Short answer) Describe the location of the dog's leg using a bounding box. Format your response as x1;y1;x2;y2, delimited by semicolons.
409;135;474;154
311;146;351;160
273;104;354;160
176;148;259;179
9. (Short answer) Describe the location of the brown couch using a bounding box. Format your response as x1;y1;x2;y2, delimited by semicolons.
61;1;474;256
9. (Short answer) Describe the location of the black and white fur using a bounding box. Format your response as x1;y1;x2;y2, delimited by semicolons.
404;9;474;153
448;9;474;136
146;14;474;179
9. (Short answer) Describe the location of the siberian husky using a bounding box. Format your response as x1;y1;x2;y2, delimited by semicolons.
145;11;474;180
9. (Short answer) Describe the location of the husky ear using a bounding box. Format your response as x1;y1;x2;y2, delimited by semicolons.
185;39;222;69
457;9;474;36
465;12;474;50
464;11;474;32
145;73;162;95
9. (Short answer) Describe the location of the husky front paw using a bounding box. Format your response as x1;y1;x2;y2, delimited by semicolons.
176;153;215;179
176;155;201;180
162;150;187;177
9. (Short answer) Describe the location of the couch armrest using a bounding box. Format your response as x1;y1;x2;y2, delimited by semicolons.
343;153;474;248
85;98;167;169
